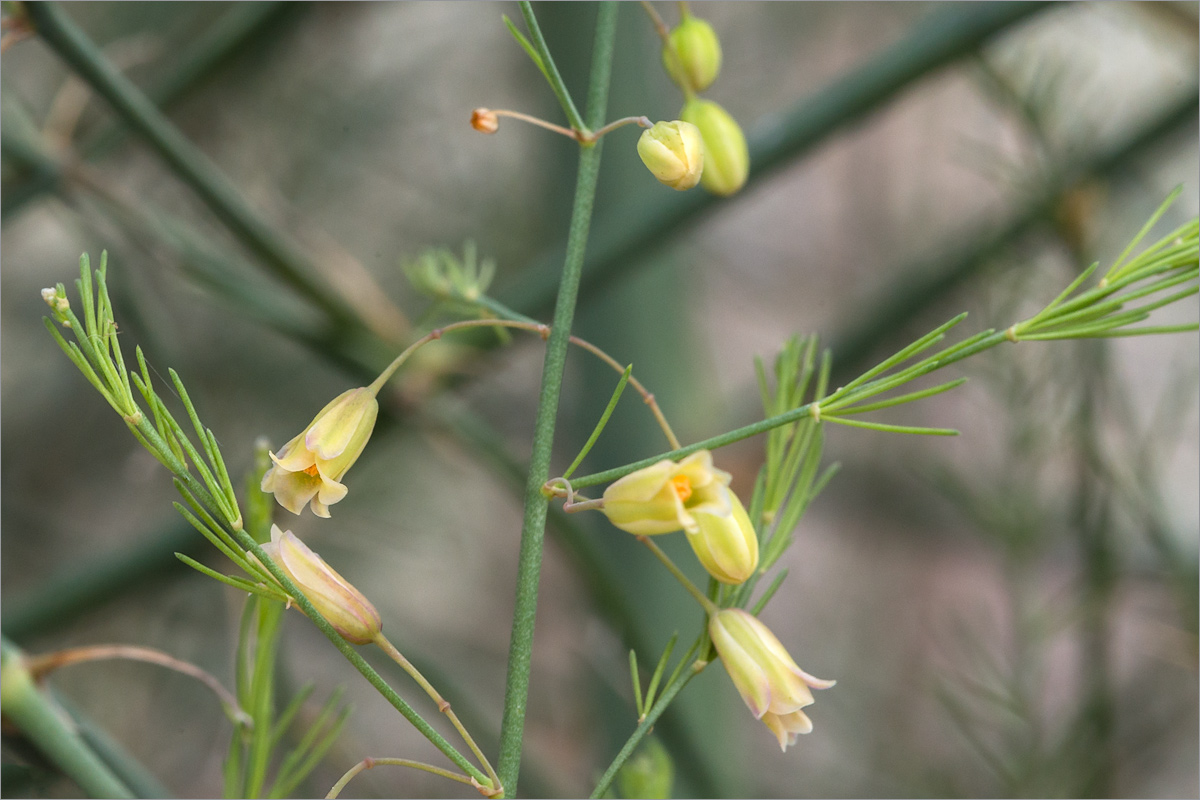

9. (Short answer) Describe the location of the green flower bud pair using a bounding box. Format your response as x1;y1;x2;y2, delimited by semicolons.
637;101;748;197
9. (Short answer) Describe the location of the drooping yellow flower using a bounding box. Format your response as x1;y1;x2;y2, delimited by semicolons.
261;387;378;517
637;120;705;191
687;490;758;584
602;450;731;535
261;525;382;645
709;608;834;751
602;450;759;584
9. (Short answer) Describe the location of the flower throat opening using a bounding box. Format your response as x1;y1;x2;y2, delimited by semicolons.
670;474;693;502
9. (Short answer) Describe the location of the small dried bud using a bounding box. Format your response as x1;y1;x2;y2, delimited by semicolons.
471;108;499;134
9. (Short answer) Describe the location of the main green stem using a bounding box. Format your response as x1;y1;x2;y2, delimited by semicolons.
496;5;618;796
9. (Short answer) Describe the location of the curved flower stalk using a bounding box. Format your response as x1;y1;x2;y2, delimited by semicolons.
708;608;835;751
261;387;379;517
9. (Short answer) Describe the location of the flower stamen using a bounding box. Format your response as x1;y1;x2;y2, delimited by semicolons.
670;474;693;502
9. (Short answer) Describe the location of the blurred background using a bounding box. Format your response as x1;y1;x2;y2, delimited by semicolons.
2;2;1197;797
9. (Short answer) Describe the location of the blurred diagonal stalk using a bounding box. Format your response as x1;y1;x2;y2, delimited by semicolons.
1;520;200;642
500;1;1051;316
2;2;295;219
827;89;1199;379
23;1;368;335
0;638;135;798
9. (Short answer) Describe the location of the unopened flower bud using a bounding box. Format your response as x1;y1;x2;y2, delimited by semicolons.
262;525;382;645
637;120;704;191
616;736;674;799
471;108;499;134
687;490;758;584
709;609;835;751
261;387;379;517
663;14;722;92
680;98;748;196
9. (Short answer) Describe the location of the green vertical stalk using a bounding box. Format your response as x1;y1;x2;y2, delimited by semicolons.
245;599;285;798
496;4;618;796
1;639;134;798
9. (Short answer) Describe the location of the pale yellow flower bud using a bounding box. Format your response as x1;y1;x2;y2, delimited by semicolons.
262;525;381;645
602;450;730;535
687;490;758;584
709;608;834;751
471;108;499;134
680;98;749;196
637;120;704;191
663;15;722;92
261;387;379;517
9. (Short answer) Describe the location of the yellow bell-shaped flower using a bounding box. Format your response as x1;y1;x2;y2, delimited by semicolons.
709;608;834;751
687;490;758;584
637;120;705;191
261;387;379;517
680;98;748;196
602;450;731;535
261;525;382;645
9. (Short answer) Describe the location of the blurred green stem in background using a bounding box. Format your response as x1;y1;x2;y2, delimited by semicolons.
495;4;617;796
1;2;295;219
23;1;365;334
0;637;135;798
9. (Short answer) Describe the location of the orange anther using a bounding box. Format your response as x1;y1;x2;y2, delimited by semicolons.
303;464;320;477
670;474;692;502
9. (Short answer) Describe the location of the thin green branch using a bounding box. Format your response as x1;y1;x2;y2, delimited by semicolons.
517;1;588;134
496;6;617;796
590;651;707;798
563;363;632;480
230;529;491;788
501;3;1051;318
